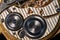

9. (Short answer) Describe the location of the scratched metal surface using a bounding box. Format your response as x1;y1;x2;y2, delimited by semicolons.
0;0;60;40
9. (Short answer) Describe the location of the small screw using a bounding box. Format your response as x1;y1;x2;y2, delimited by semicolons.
13;8;16;10
13;32;16;35
1;19;4;22
55;5;59;8
18;30;25;38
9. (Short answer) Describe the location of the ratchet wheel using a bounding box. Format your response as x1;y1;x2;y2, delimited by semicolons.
0;0;60;40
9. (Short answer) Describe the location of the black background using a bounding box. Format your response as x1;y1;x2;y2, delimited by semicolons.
0;33;60;40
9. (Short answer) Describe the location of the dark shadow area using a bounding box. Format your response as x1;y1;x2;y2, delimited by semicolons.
51;33;60;40
0;33;60;40
0;33;7;40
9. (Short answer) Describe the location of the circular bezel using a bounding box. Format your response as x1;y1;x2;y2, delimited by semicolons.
5;12;24;31
23;15;47;39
